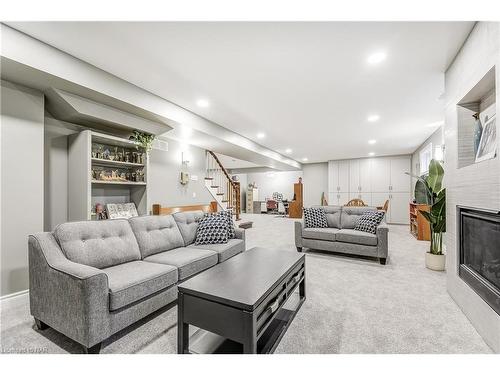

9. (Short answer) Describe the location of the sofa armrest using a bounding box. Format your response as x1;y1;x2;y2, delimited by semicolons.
234;227;245;242
376;222;389;259
294;221;304;248
28;232;110;347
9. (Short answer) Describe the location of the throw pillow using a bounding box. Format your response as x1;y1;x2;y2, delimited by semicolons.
195;213;229;245
303;207;328;228
219;210;235;239
354;211;385;234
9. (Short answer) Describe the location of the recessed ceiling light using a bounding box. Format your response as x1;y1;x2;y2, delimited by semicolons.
368;139;377;145
368;152;375;157
367;52;387;64
425;120;445;128
302;157;308;162
196;99;210;108
257;132;266;139
367;114;380;122
285;148;292;154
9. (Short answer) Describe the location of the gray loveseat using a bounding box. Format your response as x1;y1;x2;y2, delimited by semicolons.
295;206;388;264
28;211;245;353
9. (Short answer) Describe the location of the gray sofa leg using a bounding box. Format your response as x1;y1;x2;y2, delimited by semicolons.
296;246;303;252
379;258;387;265
34;318;49;330
83;343;102;354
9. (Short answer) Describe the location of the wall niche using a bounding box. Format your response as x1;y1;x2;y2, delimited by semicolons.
456;66;496;169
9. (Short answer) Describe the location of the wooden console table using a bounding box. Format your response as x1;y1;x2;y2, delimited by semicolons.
409;202;430;241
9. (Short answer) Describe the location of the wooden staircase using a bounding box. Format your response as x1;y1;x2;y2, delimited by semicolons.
205;151;241;221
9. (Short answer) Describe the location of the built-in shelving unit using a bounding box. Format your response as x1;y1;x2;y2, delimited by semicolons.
68;130;149;220
409;202;430;240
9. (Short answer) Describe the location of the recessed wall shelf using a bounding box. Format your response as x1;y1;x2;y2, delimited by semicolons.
68;130;149;221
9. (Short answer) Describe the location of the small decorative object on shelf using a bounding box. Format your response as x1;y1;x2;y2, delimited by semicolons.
95;203;107;220
129;130;156;154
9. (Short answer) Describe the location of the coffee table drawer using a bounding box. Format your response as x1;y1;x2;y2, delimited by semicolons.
256;260;305;334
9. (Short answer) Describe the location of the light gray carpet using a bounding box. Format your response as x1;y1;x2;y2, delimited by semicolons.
0;214;492;353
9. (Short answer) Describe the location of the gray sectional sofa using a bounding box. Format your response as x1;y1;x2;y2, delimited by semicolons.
28;211;245;353
295;206;388;264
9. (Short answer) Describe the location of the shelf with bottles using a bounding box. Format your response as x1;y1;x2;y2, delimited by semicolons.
91;165;146;184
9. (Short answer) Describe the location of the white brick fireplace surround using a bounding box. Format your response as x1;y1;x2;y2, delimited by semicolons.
445;21;500;353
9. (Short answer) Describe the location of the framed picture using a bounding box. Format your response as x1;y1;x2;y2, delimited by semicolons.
475;115;497;163
106;203;139;219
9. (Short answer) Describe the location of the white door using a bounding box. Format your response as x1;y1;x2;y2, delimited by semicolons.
371;157;391;192
390;156;411;192
359;192;372;206
328;161;338;193
338;192;350;206
388;192;410;224
338;160;350;192
359;158;372;192
328;192;337;205
349;159;360;193
372;192;389;209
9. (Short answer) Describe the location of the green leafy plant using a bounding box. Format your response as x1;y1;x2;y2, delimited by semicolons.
406;159;446;255
129;130;156;154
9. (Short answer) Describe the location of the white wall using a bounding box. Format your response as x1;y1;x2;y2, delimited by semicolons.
302;163;328;207
245;170;303;201
444;21;500;353
1;80;44;296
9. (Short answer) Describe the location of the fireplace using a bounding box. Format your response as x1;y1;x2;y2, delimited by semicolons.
458;206;500;316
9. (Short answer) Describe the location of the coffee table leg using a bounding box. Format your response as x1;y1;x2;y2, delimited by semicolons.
242;311;257;354
177;292;189;354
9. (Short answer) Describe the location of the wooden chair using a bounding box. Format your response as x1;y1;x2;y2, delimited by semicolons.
345;198;367;207
377;200;389;212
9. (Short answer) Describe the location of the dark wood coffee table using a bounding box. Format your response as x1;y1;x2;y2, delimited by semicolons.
177;247;306;354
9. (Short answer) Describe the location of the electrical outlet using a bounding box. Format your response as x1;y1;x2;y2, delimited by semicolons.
192;192;196;198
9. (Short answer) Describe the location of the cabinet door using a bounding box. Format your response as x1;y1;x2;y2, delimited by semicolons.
388;192;410;224
338;192;350;206
328;192;337;205
359;158;372;192
372;192;389;209
349;159;360;192
338;160;350;192
390;156;411;192
371;157;391;192
328;161;339;192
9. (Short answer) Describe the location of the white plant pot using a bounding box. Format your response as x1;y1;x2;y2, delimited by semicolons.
425;252;446;271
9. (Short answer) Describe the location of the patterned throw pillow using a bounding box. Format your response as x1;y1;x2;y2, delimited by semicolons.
303;207;328;228
354;211;385;234
219;210;235;239
195;213;229;245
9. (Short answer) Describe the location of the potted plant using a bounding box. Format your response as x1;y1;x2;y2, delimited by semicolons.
129;130;156;154
407;159;446;271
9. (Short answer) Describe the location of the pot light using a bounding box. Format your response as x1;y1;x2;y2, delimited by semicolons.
367;114;380;122
196;99;210;108
285;148;292;154
257;132;266;139
367;52;387;64
368;139;377;145
368;152;375;157
302;157;308;162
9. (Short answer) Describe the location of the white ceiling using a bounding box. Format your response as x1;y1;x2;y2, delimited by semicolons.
215;153;261;169
8;22;473;163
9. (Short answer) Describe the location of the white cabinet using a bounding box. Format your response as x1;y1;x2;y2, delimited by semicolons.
328;155;410;224
371;157;391;192
328;160;349;193
388;192;410;224
390;156;411;192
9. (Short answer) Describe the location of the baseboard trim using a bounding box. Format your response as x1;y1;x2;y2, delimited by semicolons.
0;289;29;301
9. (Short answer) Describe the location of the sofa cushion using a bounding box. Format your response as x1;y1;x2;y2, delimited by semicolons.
302;227;339;241
102;260;178;311
354;211;386;234
129;215;185;258
304;207;328;228
340;206;377;229
336;229;378;246
54;219;141;269
195;214;229;245
173;210;205;246
188;238;244;262
314;205;342;228
144;248;218;280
